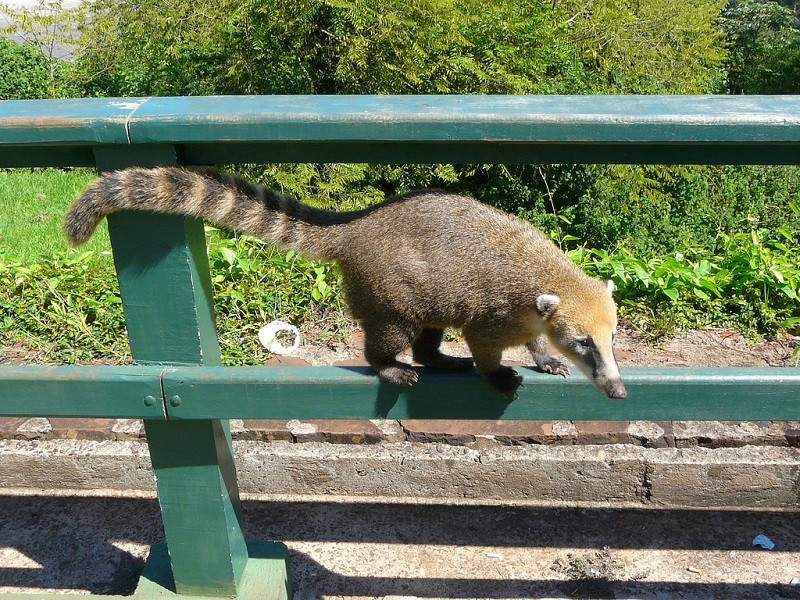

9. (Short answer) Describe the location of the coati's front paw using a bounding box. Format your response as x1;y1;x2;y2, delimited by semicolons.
535;355;570;378
484;366;523;395
377;364;419;387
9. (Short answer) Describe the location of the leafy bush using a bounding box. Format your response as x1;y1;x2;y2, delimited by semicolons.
74;0;584;96
554;165;800;256
563;0;727;94
224;161;800;263
0;250;128;362
0;0;83;99
0;238;349;365
74;0;726;96
3;217;797;365
0;38;51;99
571;222;800;337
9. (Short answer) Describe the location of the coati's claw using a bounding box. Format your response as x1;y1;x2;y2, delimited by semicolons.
485;366;523;395
378;364;419;387
537;355;570;378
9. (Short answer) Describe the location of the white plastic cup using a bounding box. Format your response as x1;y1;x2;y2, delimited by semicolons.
258;320;301;355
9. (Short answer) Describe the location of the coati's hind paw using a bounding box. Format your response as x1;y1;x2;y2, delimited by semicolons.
485;366;523;395
376;363;419;387
535;355;570;378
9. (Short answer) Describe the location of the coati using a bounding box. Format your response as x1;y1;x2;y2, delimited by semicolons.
65;167;628;399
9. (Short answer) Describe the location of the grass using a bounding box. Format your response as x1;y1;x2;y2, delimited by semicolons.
0;168;108;260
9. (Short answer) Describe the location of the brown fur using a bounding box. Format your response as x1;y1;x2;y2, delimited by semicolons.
65;167;627;397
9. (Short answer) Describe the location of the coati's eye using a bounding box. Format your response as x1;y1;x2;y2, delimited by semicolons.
573;336;593;350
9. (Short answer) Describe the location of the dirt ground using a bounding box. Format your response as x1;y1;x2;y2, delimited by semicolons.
612;326;799;369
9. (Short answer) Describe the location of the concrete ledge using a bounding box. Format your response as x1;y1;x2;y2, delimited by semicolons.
1;439;797;508
0;439;155;490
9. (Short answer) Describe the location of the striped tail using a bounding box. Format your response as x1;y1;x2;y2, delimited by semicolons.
64;167;347;259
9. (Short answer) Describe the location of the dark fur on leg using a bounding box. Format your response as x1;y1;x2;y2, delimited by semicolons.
412;328;474;370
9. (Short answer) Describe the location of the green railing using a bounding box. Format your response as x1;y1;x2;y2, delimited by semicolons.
1;95;799;599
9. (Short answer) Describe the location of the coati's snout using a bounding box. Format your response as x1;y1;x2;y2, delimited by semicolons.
596;374;628;399
535;282;627;399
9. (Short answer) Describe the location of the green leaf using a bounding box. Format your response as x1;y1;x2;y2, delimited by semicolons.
220;246;237;266
662;287;679;301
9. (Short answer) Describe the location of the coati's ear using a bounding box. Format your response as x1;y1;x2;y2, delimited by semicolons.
535;294;560;319
606;280;615;294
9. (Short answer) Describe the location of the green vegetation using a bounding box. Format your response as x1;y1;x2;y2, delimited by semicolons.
573;224;800;337
0;0;82;98
71;0;725;96
0;37;51;99
0;168;103;259
721;0;800;94
209;235;347;365
0;237;348;365
0;249;126;362
561;165;800;256
3;216;797;364
1;0;800;362
1;169;797;363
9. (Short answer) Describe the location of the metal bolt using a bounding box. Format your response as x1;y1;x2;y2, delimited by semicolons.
143;395;157;407
169;395;182;407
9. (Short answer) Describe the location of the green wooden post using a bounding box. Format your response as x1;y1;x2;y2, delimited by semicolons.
94;147;290;599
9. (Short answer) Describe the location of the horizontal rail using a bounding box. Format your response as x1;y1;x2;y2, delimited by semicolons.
2;95;800;167
1;365;798;421
0;365;166;419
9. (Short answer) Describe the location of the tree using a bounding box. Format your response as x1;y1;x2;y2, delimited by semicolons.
73;0;238;97
722;0;800;94
74;0;586;96
0;0;81;97
562;0;727;94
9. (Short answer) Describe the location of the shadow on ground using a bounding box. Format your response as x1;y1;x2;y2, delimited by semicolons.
1;494;798;599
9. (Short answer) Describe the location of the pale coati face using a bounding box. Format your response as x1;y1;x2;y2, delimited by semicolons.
536;280;628;399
